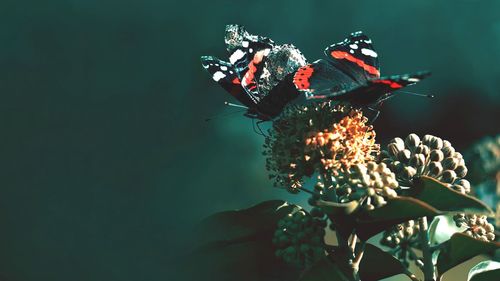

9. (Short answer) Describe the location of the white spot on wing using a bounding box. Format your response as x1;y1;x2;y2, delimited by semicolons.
408;78;419;82
361;48;378;57
350;44;358;49
220;66;228;71
229;49;245;64
349;50;354;54
242;41;249;48
212;71;226;81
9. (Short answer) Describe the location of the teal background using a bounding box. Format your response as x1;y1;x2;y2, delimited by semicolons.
0;0;499;280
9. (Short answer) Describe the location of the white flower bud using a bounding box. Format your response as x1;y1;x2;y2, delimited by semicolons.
442;157;459;170
428;161;443;177
391;137;405;151
405;134;421;150
402;166;417;180
455;165;468;178
441;170;457;183
398;149;412;163
442;145;455;158
415;144;430;156
429;137;444;150
429;149;444;162
409;153;426;168
387;143;400;158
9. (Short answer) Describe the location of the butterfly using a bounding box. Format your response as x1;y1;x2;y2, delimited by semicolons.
201;24;307;120
292;31;431;114
202;27;430;121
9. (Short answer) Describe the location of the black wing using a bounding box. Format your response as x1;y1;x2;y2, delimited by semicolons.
292;59;359;99
224;24;275;103
201;56;256;108
317;71;431;105
324;31;380;82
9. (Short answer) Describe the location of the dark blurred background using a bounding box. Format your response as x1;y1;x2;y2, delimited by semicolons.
0;0;499;280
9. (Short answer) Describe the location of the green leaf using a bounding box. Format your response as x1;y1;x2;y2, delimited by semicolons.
411;176;493;215
197;200;297;244
299;257;352;281
359;244;410;281
437;233;500;275
181;200;301;281
468;261;500;281
356;196;440;240
428;215;464;246
317;200;360;238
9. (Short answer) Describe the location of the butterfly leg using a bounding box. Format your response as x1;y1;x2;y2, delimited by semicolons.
251;119;267;137
256;120;268;137
365;106;380;124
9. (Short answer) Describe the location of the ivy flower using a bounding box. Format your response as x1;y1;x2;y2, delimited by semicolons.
380;134;470;193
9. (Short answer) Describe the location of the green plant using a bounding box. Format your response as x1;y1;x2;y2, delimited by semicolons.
188;102;499;281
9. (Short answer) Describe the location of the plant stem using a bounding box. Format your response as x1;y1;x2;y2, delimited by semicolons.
349;233;357;255
418;217;435;281
351;240;365;281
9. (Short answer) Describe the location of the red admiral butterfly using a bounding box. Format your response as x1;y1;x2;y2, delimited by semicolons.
201;25;307;120
202;26;430;121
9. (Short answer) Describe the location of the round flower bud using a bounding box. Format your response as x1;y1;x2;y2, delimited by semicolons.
455;165;468;178
440;170;457;183
429;137;444;150
405;134;421;151
453;179;471;194
397;149;412;163
442;145;455;158
415;144;430;156
430;149;445;162
428;161;443;178
442;157;459;170
402;166;417;180
392;137;406;151
409;153;426;169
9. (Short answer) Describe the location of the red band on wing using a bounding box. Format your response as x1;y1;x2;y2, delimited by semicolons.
232;77;241;84
373;79;403;89
242;50;266;90
330;51;380;77
293;65;314;90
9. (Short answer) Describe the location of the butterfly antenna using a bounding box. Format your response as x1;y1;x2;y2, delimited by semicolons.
398;90;435;98
224;101;249;109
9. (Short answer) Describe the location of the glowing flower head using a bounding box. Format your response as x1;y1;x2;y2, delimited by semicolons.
264;103;379;192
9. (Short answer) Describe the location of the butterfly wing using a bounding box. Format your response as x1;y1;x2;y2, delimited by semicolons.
324;31;380;82
292;59;359;99
317;71;431;105
201;56;256;108
224;25;275;103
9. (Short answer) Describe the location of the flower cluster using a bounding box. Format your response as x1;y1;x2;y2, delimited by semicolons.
333;162;399;210
265;102;371;191
453;214;495;242
304;110;379;174
381;220;420;248
273;208;327;268
380;134;470;193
